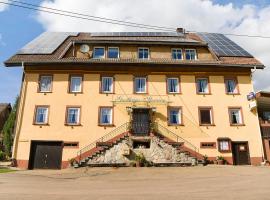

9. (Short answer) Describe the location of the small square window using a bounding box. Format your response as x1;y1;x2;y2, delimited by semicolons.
134;77;147;93
199;108;213;125
172;49;182;60
225;78;238;94
185;49;197;60
70;76;82;93
99;107;113;125
108;47;119;58
218;139;231;152
229;108;243;125
168;107;182;125
196;78;209;94
138;48;149;59
101;77;114;93
39;75;52;92
35;106;49;124
66;107;80;125
167;78;180;93
93;47;105;59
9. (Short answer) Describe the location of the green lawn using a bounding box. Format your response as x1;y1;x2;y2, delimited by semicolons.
0;168;16;173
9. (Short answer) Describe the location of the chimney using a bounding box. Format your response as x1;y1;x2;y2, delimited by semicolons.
176;28;185;34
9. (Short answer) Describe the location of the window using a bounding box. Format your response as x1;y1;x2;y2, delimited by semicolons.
185;49;197;60
64;142;79;148
93;47;105;58
69;76;82;93
34;106;49;124
39;75;52;92
134;77;147;93
108;47;119;58
66;107;80;125
263;112;270;121
172;49;182;60
200;142;216;149
225;78;238;94
99;107;113;125
101;76;114;93
138;48;149;59
167;78;180;93
217;138;231;152
229;108;243;125
168;107;182;125
196;78;209;94
199;107;213;125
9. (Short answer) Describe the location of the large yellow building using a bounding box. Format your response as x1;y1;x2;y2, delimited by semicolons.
5;30;266;169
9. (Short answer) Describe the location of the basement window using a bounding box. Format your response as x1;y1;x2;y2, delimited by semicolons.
133;141;151;149
64;142;79;148
200;142;216;149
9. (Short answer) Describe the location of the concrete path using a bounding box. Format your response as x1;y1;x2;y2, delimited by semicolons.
0;165;270;200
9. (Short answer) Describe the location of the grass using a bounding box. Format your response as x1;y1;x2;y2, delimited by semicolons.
0;168;16;173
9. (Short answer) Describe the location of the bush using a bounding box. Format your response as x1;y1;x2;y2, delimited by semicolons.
0;151;6;161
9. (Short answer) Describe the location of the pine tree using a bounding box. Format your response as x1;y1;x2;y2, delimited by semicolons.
3;96;19;157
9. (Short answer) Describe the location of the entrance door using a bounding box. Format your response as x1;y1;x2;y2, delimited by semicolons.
132;109;150;136
29;141;63;169
232;142;250;165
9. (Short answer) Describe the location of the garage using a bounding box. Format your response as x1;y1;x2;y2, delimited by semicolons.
29;141;63;169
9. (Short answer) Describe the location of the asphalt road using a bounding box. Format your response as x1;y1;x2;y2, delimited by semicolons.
0;165;270;200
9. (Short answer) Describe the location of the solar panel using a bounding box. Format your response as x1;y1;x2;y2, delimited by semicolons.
197;33;252;57
18;32;79;54
91;32;184;37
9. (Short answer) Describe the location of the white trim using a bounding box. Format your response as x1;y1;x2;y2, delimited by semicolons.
171;48;183;60
99;107;113;125
93;46;105;59
101;76;114;93
107;47;120;59
39;75;52;92
134;77;147;93
167;77;180;93
70;76;82;93
138;47;150;59
67;107;80;125
185;49;197;60
35;107;49;124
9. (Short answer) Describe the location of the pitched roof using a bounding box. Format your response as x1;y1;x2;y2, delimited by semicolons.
4;31;265;69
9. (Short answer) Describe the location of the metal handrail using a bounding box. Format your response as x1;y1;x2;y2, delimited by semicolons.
151;122;199;158
77;122;131;162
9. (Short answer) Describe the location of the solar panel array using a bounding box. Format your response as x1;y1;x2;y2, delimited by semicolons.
91;32;184;37
197;33;252;57
18;32;78;54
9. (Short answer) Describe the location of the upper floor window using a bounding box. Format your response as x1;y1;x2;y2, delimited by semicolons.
185;49;197;60
138;48;149;59
167;77;180;93
69;75;82;93
225;78;238;94
39;75;52;92
66;107;80;125
93;47;105;59
168;107;182;125
134;77;147;93
99;107;113;125
108;47;119;58
199;107;213;125
35;106;49;125
229;108;243;125
196;77;209;94
101;76;114;93
172;49;182;60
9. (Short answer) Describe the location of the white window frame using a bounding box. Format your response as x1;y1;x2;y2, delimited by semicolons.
219;140;230;151
185;49;197;60
229;108;243;125
196;78;209;94
101;76;114;93
99;107;113;125
39;75;52;92
225;78;238;94
107;47;120;59
35;106;49;125
70;76;82;93
134;77;147;93
93;47;105;59
171;48;183;60
66;107;80;125
138;47;150;59
167;77;180;93
168;107;182;125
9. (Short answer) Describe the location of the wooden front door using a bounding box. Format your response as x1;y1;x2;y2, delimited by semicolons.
29;141;63;169
132;109;150;136
232;142;250;165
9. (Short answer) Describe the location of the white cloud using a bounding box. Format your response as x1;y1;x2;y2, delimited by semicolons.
0;0;9;12
37;0;270;91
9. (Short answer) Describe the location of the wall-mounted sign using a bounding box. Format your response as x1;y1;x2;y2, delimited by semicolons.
247;92;256;101
249;101;257;111
112;95;171;105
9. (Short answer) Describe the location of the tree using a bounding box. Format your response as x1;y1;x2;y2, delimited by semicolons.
3;96;19;157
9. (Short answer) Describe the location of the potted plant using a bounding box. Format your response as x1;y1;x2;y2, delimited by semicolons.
68;158;78;167
216;156;225;165
135;153;146;167
203;155;209;166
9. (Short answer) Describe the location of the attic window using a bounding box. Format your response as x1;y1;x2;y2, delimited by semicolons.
93;47;105;59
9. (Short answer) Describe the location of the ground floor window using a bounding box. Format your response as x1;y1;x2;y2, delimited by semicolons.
217;138;231;152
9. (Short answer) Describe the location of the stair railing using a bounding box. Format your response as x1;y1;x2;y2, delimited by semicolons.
151;122;199;159
77;122;131;162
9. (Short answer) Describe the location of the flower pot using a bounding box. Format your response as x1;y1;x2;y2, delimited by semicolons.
217;160;224;165
136;161;142;167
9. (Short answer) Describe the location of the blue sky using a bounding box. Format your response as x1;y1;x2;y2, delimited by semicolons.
1;0;270;105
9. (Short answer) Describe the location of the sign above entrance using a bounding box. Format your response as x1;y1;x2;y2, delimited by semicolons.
112;95;172;105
